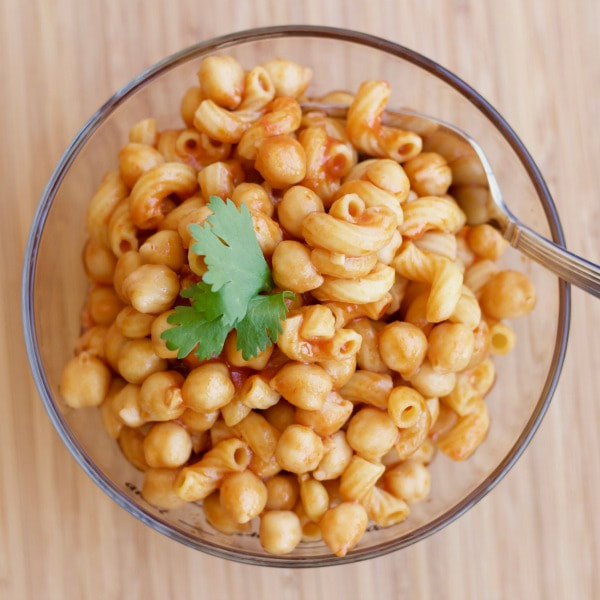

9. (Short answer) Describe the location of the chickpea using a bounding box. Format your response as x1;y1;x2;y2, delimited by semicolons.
265;474;299;510
220;470;268;523
255;135;306;188
259;511;302;555
378;321;427;377
275;425;324;474
479;271;536;319
60;351;111;408
122;264;180;314
143;422;192;468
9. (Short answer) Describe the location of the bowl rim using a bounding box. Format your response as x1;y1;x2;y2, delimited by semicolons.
21;24;571;567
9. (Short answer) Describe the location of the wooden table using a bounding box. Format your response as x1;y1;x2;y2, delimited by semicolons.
2;1;598;598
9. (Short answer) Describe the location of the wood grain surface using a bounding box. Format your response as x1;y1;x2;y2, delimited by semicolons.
1;0;599;598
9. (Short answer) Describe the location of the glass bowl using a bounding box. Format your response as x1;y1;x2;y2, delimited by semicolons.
22;25;570;567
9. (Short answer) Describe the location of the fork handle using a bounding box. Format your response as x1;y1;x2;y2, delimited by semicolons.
505;221;600;297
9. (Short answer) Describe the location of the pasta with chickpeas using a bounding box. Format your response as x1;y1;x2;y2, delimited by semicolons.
60;55;537;558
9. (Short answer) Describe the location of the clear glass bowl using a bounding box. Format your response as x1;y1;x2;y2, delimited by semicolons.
22;26;570;567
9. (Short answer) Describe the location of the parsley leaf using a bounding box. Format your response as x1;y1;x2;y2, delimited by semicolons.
162;306;229;360
180;281;227;323
235;291;296;360
160;196;295;361
190;196;273;325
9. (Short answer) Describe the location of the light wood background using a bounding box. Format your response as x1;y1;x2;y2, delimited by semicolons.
1;0;599;598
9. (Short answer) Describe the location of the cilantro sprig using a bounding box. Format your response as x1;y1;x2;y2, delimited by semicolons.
161;196;294;361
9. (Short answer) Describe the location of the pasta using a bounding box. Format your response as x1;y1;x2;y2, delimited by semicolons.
299;126;356;202
86;171;128;250
361;486;410;527
175;438;251;502
347;80;422;162
259;510;303;555
393;242;463;322
129;162;198;230
61;55;538;558
193;66;275;143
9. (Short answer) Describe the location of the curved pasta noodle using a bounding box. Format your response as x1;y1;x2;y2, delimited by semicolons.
394;397;432;460
449;286;482;330
413;231;457;261
333;180;403;225
299;126;356;202
157;129;184;162
180;87;203;127
173;129;231;168
378;230;403;265
174;438;251;501
400;196;466;237
385;276;408;315
159;128;231;168
310;248;377;279
361;486;410;527
435;399;489;461
441;373;482;417
277;313;362;363
312;263;395;304
346;80;422;162
344;158;410;202
234;411;281;462
194;67;275;143
231;182;274;216
339;455;385;502
421;131;490;224
363;294;393;320
108;200;139;257
302;195;397;257
393;242;463;322
340;370;393;410
86;171;129;249
387;386;427;429
129;162;198;229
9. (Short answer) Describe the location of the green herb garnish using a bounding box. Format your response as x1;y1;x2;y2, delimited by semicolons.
161;196;294;361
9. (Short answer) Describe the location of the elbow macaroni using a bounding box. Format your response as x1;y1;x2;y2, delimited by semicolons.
347;80;422;162
393;242;463;322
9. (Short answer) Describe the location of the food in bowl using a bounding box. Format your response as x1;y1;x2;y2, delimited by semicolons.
59;55;536;557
